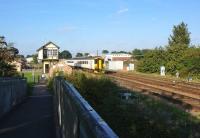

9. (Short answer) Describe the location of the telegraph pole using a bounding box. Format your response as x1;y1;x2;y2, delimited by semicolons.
96;50;98;56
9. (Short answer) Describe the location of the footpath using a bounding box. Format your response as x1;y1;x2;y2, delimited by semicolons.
0;82;56;138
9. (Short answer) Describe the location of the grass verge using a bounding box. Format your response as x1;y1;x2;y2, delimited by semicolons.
22;71;41;96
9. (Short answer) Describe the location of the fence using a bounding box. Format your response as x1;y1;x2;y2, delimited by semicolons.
0;78;27;118
53;77;118;138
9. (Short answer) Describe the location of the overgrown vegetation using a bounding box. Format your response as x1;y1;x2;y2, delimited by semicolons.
137;22;200;79
64;71;200;138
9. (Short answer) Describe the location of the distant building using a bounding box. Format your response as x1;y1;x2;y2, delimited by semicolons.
26;57;33;63
104;53;132;61
37;41;59;74
12;61;22;72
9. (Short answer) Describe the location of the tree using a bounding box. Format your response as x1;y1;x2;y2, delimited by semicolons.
132;49;143;60
59;50;72;59
137;47;167;73
136;22;195;76
32;54;38;64
0;36;18;76
0;36;7;47
26;55;32;58
180;47;200;78
168;22;190;48
102;50;109;54
166;22;191;74
84;53;90;57
76;52;83;57
111;51;128;54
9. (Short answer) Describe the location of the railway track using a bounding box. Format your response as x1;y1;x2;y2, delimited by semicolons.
115;73;200;96
107;73;200;112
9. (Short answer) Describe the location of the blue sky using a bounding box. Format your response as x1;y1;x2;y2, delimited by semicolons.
1;0;200;56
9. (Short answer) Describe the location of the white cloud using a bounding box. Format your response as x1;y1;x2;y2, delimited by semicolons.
117;8;129;14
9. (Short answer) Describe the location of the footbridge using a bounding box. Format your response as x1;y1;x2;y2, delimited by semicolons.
0;77;118;138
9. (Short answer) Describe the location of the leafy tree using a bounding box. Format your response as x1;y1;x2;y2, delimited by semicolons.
111;51;128;54
165;22;191;74
0;36;18;76
102;50;109;54
32;54;38;64
59;50;72;59
0;36;7;47
137;22;193;75
84;53;90;57
76;52;83;57
132;49;143;60
168;22;190;47
180;47;200;78
137;47;167;73
26;55;32;58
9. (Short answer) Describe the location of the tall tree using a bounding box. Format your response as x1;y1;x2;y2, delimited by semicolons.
166;22;191;74
59;50;72;59
102;50;109;54
168;22;190;48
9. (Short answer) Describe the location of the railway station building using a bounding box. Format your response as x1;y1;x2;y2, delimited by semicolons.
104;53;132;61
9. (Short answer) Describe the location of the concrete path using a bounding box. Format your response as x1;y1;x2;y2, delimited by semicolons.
0;83;56;138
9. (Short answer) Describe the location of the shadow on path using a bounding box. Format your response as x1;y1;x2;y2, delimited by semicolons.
0;82;56;138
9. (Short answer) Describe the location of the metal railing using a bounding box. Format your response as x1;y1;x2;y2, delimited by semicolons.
0;78;27;118
53;77;118;138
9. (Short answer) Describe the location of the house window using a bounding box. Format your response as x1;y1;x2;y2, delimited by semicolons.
53;50;57;56
47;49;58;57
47;50;53;57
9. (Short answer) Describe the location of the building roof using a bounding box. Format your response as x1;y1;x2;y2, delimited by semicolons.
66;56;103;60
37;41;60;51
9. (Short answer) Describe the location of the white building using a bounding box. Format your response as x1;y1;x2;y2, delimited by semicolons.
26;57;33;63
37;41;59;74
104;53;132;61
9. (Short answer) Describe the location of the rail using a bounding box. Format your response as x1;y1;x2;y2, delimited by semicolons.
53;77;118;138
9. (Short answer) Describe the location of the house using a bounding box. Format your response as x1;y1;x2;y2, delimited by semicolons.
37;41;59;74
12;61;22;72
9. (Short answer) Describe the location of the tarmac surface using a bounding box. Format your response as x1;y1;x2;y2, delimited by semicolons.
0;82;56;138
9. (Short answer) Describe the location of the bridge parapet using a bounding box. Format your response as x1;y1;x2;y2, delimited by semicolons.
53;77;118;138
0;78;27;118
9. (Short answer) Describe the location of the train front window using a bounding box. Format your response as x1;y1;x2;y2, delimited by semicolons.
95;59;98;64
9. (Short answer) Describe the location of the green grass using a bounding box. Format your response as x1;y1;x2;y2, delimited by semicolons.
23;71;41;83
22;71;41;96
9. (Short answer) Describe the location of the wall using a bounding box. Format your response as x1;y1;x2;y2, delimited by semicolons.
0;78;27;119
38;49;43;61
108;61;124;71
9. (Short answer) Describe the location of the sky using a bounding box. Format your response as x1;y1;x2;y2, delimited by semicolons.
1;0;200;56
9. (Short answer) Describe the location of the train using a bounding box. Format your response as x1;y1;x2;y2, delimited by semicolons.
65;56;105;72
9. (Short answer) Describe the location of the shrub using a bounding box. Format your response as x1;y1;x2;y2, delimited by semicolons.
64;72;200;138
